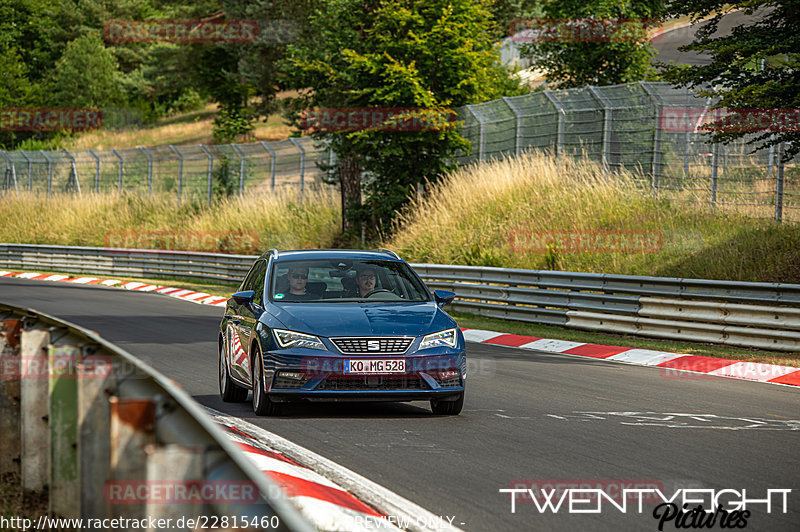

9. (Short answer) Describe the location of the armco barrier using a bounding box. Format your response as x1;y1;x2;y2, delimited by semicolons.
1;244;799;350
0;302;313;531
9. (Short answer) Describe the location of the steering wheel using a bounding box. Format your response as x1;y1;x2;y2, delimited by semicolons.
365;288;392;298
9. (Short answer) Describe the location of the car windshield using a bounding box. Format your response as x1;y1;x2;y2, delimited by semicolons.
269;259;430;303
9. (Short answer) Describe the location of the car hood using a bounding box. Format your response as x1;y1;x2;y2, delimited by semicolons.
268;301;455;338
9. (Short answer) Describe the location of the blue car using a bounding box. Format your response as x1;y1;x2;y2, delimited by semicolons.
218;249;466;416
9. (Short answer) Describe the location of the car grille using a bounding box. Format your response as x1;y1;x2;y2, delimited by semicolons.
272;374;308;389
330;337;414;354
433;374;462;387
315;375;430;391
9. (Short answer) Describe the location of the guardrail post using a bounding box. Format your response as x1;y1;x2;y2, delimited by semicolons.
87;148;100;193
78;353;115;521
0;319;22;475
62;149;82;197
542;91;565;159
49;344;81;519
775;142;785;222
40;150;53;198
109;397;156;521
111;149;124;196
199;145;214;206
139;146;153;196
232;143;247;196
289;137;306;203
260;141;277;190
168;145;184;205
20;329;50;491
145;445;205;527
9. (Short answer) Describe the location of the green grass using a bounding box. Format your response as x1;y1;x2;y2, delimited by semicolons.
389;151;800;283
451;311;800;367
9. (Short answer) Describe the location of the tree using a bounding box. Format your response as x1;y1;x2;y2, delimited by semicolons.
285;0;521;237
661;1;800;159
51;34;125;108
521;0;663;88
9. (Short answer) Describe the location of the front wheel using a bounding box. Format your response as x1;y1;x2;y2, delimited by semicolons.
252;345;283;416
219;335;247;403
430;393;464;415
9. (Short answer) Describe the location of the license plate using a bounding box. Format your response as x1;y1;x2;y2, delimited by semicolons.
344;359;406;374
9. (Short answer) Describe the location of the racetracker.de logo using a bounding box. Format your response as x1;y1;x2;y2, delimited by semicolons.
2;354;112;380
104;480;259;504
660;107;800;133
298;108;458;132
509;229;663;254
509;18;656;43
103;19;259;43
0;108;102;132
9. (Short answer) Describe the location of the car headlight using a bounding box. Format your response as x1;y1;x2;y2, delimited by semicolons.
273;329;326;350
420;328;458;350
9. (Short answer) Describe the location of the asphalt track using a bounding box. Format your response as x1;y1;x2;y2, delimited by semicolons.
2;277;799;531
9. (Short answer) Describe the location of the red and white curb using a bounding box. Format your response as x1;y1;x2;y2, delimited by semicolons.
207;409;462;532
462;328;800;388
0;271;229;307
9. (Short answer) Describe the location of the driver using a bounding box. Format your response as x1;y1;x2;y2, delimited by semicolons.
355;266;377;297
283;266;313;301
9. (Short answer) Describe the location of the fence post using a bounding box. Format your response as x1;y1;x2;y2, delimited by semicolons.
49;344;80;519
0;150;18;196
40;150;53;198
111;149;123;196
231;143;246;196
62;149;81;197
0;319;22;475
260;141;277;190
641;83;663;195
87;148;100;193
775;142;785;222
19;150;32;191
502;97;523;155
199;145;214;206
168;145;183;205
710;139;719;208
109;397;156;521
289;137;306;203
138;146;153;196
588;86;612;172
542;91;565;159
465;105;486;161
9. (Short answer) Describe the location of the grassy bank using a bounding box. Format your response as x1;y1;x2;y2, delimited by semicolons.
0;188;340;253
389;152;800;283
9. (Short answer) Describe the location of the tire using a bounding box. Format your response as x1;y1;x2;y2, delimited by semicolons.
252;344;282;416
219;334;248;403
430;393;464;415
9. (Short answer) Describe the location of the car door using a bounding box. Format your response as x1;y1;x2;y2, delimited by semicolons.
234;260;266;383
228;260;263;383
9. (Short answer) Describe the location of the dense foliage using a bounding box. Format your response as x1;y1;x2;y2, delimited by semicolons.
661;0;800;159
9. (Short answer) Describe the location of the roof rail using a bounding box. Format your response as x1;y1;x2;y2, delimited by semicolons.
267;248;279;259
377;248;400;259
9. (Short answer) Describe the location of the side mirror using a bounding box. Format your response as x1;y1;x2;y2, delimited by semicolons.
231;290;255;305
433;289;456;307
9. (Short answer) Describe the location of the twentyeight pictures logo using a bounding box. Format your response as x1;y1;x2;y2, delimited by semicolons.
500;484;792;530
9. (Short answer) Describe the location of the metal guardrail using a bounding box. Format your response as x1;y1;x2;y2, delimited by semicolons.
2;244;799;351
0;302;313;531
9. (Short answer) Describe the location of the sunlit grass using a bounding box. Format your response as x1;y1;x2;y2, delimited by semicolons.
389;150;800;283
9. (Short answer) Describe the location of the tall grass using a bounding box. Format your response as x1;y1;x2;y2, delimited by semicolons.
0;187;340;252
388;151;800;283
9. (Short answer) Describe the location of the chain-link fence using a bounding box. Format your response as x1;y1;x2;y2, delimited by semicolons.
2;81;798;221
459;81;799;222
0;137;332;204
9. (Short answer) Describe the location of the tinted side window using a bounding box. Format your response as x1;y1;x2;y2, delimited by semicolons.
252;262;267;306
239;261;261;291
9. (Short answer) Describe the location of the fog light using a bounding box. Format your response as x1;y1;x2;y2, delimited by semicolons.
439;369;459;380
280;371;303;380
